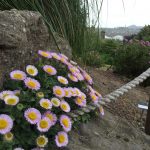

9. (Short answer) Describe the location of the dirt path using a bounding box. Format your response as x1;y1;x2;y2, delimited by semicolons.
89;68;149;127
65;68;150;150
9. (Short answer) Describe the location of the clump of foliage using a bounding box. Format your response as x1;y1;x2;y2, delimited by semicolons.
0;50;104;149
98;39;122;65
99;39;121;54
137;25;150;41
114;42;150;76
81;50;104;67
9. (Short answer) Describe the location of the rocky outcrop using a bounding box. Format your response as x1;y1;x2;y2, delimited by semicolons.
0;9;72;88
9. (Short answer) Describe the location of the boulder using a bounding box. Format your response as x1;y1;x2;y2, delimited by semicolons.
0;9;72;88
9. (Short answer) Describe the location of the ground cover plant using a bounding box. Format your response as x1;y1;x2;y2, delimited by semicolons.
0;50;104;149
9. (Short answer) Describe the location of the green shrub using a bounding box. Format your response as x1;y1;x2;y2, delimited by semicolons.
100;53;114;65
0;50;103;149
114;43;150;76
81;51;104;67
137;25;150;41
99;39;121;55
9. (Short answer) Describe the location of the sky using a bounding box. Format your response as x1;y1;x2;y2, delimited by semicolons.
91;0;150;28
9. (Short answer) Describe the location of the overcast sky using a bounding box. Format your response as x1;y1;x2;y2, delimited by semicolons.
92;0;150;28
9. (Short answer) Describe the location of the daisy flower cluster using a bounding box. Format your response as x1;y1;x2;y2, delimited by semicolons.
0;50;103;149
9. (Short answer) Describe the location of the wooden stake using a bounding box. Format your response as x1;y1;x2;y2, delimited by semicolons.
145;97;150;135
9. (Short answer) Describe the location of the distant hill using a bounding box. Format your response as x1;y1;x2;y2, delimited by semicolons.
102;25;143;37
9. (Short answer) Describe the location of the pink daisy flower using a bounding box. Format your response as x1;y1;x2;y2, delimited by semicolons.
13;90;21;96
80;92;86;100
51;52;61;60
90;92;98;104
10;70;26;81
74;88;81;97
51;97;60;107
53;86;65;98
24;108;41;124
24;78;41;91
69;66;80;74
26;65;38;76
99;105;104;116
75;97;86;107
64;88;72;98
68;73;78;82
43;111;57;126
70;88;78;97
55;131;68;147
60;100;71;112
37;117;52;132
0;90;14;100
57;76;68;85
0;114;13;134
82;71;93;84
60;115;72;132
43;65;57;76
74;73;84;81
38;50;52;58
39;99;52;110
59;53;68;60
60;57;68;64
88;86;102;99
70;60;77;65
4;95;19;106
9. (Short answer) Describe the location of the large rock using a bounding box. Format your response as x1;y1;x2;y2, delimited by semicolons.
0;9;72;88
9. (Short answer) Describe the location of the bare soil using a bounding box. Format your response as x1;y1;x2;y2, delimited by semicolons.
89;67;149;128
62;67;150;150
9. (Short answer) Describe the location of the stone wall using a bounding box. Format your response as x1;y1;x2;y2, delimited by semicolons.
0;9;72;88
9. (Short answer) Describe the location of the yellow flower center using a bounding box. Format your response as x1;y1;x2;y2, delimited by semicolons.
27;81;36;89
7;98;16;105
65;90;69;96
39;120;48;129
58;134;65;144
41;101;50;109
0;119;8;129
52;100;59;106
28;112;37;120
62;118;69;128
60;58;65;62
27;68;35;75
13;73;23;80
53;54;59;59
81;95;86;100
59;78;66;84
61;104;67;110
76;97;82;104
37;136;46;146
70;68;76;73
4;132;13;141
41;52;49;57
85;74;91;80
75;90;80;95
55;89;62;95
46;114;53;121
46;68;53;74
70;75;75;80
91;94;97;101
